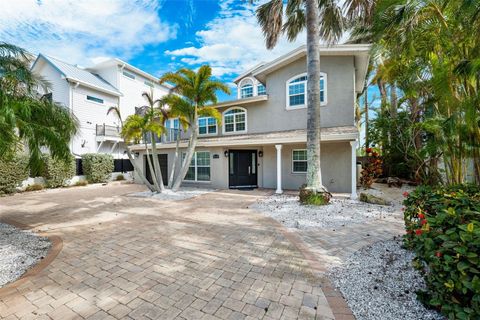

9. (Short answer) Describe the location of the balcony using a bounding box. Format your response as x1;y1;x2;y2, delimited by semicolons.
144;128;188;144
96;124;122;142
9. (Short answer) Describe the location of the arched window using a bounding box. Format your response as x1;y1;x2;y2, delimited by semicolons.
286;73;327;109
223;107;247;133
239;78;254;99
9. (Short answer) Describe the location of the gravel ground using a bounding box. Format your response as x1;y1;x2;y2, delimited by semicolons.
128;187;216;201
0;223;51;287
250;194;399;229
328;238;445;320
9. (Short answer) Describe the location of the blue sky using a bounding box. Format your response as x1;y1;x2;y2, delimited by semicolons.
0;0;307;101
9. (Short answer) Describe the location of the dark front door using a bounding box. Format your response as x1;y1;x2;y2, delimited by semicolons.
145;154;168;186
229;150;258;188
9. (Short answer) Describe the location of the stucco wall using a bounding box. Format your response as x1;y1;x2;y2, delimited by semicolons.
133;141;352;193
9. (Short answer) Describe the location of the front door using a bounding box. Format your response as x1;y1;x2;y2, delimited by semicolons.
145;154;168;186
229;150;258;188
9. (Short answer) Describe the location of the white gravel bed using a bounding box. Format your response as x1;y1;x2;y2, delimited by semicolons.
328;238;445;320
128;187;215;201
0;223;51;287
250;194;399;229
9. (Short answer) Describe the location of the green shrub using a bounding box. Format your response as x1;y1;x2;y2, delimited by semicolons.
0;154;29;195
74;180;88;187
403;184;480;319
25;183;44;192
81;153;114;183
41;154;75;188
115;174;125;181
299;185;331;205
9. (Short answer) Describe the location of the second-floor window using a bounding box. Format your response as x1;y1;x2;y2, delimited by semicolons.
257;83;266;95
144;80;154;88
86;95;104;104
223;108;246;133
240;84;253;98
122;71;135;80
286;73;327;109
198;117;217;135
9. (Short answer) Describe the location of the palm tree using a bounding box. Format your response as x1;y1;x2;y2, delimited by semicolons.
0;42;78;173
159;65;229;191
254;0;344;193
107;106;155;191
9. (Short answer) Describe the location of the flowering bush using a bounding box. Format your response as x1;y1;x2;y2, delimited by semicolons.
403;185;480;319
360;147;383;188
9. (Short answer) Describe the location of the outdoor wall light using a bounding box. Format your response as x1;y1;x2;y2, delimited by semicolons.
258;151;263;157
224;150;229;157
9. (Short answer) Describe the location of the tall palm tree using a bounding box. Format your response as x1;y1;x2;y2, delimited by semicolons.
255;0;344;193
159;65;229;191
0;42;78;173
107;106;155;191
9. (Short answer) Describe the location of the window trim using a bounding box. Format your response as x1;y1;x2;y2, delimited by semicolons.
257;83;266;95
197;117;218;136
144;80;154;88
291;149;308;174
240;84;254;99
85;95;104;105
222;107;247;135
122;70;136;80
285;72;327;110
182;151;211;182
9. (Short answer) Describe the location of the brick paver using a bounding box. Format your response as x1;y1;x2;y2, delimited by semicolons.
0;184;335;319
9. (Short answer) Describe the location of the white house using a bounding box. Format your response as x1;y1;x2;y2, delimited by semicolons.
31;55;170;167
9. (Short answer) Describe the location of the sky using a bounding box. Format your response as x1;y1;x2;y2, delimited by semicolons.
0;0;309;101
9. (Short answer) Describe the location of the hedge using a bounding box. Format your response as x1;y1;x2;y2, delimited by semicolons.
403;184;480;319
81;153;114;183
41;154;75;188
0;154;29;195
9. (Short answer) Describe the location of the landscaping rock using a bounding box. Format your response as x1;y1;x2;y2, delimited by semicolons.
0;223;51;287
359;192;392;206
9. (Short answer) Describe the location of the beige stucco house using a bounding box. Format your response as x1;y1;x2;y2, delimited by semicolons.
131;44;371;198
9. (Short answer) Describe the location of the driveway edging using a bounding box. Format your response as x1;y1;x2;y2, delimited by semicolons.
0;218;63;299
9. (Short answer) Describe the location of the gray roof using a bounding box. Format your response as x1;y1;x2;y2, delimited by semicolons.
33;54;121;96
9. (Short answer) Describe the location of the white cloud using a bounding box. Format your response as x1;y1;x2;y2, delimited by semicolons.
0;0;176;65
166;0;306;78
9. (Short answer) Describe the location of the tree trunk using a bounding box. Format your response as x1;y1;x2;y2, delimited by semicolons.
172;111;198;191
389;83;397;118
144;140;161;192
125;147;155;192
150;132;165;192
364;82;369;149
168;128;181;188
305;0;325;192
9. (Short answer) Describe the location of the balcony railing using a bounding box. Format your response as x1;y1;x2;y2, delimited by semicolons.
144;128;187;144
96;124;120;137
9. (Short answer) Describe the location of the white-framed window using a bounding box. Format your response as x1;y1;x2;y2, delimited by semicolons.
240;84;253;98
286;73;327;109
223;107;247;133
198;117;217;135
86;95;104;104
182;151;210;181
122;71;135;80
257;83;266;95
144;80;154;88
292;149;308;173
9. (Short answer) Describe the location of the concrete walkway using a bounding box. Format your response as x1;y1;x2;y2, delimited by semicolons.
0;184;339;320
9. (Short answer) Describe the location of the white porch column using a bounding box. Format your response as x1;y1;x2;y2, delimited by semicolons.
350;140;358;199
275;144;283;194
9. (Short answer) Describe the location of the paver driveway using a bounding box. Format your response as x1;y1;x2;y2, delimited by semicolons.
0;184;337;320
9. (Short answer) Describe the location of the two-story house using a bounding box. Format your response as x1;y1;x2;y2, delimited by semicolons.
130;44;370;197
31;55;170;163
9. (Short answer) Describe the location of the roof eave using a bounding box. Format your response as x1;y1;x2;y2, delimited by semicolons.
66;77;123;97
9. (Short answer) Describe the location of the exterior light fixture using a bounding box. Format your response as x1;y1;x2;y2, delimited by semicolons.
224;150;229;157
258;151;263;157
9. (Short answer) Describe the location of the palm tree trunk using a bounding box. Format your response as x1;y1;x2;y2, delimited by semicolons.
125;147;155;192
168;128;181;187
364;83;369;149
172;112;198;192
144;140;161;192
305;0;325;192
150;132;165;192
